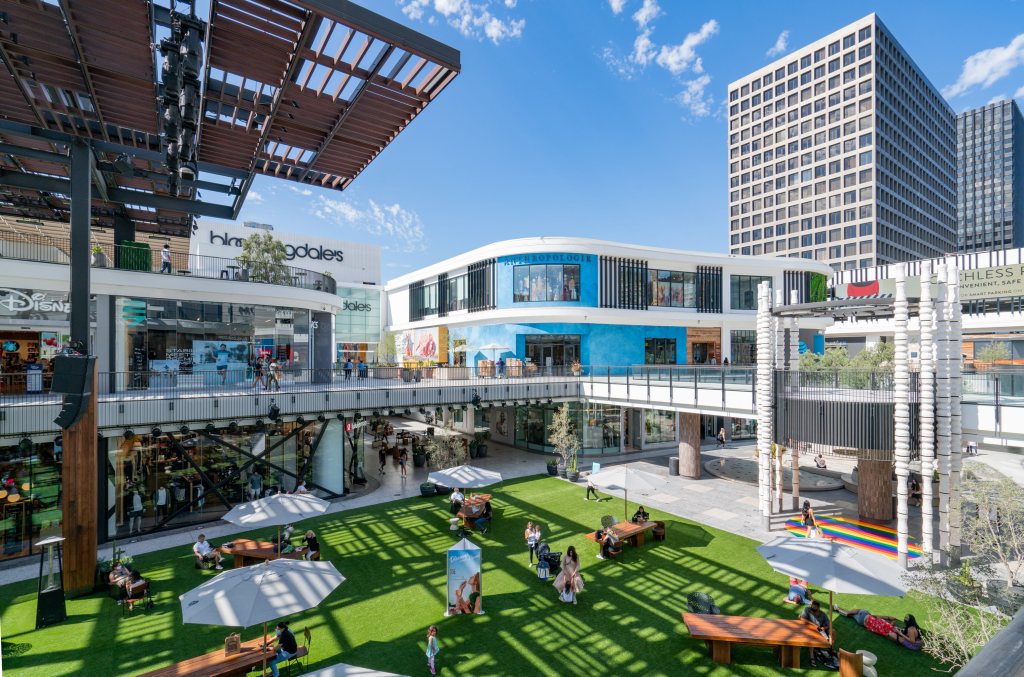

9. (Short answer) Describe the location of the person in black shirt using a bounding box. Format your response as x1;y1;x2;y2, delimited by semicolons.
631;506;650;523
474;501;492;534
303;530;320;560
268;621;298;677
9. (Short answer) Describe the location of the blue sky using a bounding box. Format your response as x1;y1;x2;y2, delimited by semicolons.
224;0;1024;277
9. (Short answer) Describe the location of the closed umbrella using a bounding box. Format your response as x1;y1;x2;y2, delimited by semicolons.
756;536;910;646
180;558;344;675
428;464;502;489
222;493;329;555
587;466;662;521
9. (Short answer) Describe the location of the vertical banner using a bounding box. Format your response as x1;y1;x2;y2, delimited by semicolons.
446;538;483;616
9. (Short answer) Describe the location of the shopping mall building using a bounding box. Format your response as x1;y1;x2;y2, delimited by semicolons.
383;237;832;456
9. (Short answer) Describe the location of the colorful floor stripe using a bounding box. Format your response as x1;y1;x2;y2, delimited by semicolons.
784;515;923;560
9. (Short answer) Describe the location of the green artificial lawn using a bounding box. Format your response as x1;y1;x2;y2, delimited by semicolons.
0;475;947;676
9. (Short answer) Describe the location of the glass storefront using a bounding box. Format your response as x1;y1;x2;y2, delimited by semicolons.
644;338;677;365
105;419;347;540
524;335;580;369
513;402;621;455
335;286;381;363
731;329;757;365
644;409;677;444
0;437;62;562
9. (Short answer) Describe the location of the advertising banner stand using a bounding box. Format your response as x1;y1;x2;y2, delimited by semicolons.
445;538;483;616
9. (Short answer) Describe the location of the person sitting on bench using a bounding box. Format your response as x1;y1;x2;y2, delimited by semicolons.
193;533;223;570
475;500;492;534
449;487;465;515
631;506;650;523
597;529;621;560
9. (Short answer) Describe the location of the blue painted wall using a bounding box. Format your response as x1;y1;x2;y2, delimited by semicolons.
451;322;688;367
496;253;598;309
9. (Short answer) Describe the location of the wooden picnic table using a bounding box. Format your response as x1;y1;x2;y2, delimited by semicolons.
456;493;492;529
585;520;657;547
682;612;830;669
136;636;274;677
224;539;307;568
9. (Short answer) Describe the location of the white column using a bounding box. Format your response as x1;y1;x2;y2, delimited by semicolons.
948;259;964;563
918;261;936;559
935;262;952;561
720;325;733;366
756;281;774;526
772;290;786;512
788;289;801;511
893;265;911;569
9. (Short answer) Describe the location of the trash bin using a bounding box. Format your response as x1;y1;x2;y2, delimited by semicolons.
669;457;679;476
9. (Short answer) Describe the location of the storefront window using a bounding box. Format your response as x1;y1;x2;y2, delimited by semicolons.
644;409;677;444
644;338;677;365
0;437;62;562
446;275;467;312
513;264;580;302
730;275;772;310
648;269;697;308
512;403;621;455
731;330;757;365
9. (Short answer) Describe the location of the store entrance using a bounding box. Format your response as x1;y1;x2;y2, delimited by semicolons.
0;330;61;394
525;335;580;372
692;342;713;364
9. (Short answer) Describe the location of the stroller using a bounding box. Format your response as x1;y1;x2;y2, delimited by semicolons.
536;542;562;576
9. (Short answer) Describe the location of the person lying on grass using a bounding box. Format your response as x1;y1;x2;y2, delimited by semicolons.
835;606;924;650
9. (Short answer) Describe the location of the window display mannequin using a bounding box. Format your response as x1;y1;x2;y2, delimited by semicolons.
129;489;144;535
154;484;168;519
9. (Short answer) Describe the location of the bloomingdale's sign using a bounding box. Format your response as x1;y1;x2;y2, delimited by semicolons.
209;231;344;262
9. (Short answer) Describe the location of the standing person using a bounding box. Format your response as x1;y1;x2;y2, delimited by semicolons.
215;344;230;385
525;521;540;565
344;358;353;380
425;625;440;675
160;244;172;274
802;500;819;539
267;358;281;392
399;448;408;479
251;356;265;389
723;357;730;366
267;621;298;677
585;475;600;501
497;357;505;378
378;445;387;476
553;545;584;604
717;427;727;448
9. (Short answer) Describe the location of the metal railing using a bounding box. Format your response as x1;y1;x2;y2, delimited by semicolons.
0;233;337;294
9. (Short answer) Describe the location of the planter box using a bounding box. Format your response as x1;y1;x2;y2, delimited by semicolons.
566;471;580;482
373;367;399;380
546;464;558;476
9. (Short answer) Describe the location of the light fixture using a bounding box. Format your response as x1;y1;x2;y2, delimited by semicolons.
255;418;264;428
179;425;190;435
297;416;306;425
227;422;238;433
372;411;379;418
205;423;216;433
388;409;395;416
151;427;162;437
336;413;345;421
404;409;412;415
123;429;135;442
317;414;326;423
18;438;32;453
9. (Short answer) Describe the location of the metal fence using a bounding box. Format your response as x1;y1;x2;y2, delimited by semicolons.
0;232;337;294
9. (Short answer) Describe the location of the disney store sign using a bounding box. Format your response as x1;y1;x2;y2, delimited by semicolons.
0;288;71;316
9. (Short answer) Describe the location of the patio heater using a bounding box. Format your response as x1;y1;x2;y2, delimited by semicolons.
35;536;66;628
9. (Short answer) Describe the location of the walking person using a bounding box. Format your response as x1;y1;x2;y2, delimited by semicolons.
378;445;387;476
802;500;819;539
585;475;600;501
267;358;281;391
525;521;541;565
425;625;440;675
251;357;265;389
399;448;408;479
717;427;727;448
159;244;172;274
344;358;353;380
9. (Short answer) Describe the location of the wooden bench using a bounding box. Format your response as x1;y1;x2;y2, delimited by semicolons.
455;494;492;530
137;637;310;677
682;612;830;669
224;539;307;568
585;521;657;547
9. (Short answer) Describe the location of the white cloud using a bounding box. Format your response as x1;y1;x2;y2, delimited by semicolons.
313;196;426;252
602;45;637;79
675;74;713;118
987;93;1009;105
655;19;719;75
631;29;656;66
632;0;660;29
399;0;524;45
247;190;263;204
766;30;789;58
608;0;627;14
943;33;1024;98
1015;84;1024;99
287;185;313;197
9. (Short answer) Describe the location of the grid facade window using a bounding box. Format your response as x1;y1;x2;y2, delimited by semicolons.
726;14;955;271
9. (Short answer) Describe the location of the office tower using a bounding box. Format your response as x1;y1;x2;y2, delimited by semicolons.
727;14;956;271
957;99;1024;252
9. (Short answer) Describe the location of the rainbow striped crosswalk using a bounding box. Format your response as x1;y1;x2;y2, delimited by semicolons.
784;515;923;560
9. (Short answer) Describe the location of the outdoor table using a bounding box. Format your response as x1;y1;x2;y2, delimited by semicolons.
223;539;307;568
136;636;274;677
585;520;657;547
456;493;492;528
682;612;830;668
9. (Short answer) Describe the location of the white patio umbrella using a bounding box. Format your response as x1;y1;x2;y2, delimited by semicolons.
222;493;329;555
476;342;511;360
428;464;503;489
756;536;910;646
587;466;663;521
180;558;344;676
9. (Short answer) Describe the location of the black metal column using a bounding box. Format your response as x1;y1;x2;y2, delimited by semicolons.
112;213;135;267
70;140;92;354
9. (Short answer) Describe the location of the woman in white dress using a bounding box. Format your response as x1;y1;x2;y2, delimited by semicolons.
553;545;584;604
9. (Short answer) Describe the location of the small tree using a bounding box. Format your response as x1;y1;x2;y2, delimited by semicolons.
425;423;466;470
975;342;1011;365
548;403;580;471
378;332;398;365
958;465;1024;587
236;231;290;284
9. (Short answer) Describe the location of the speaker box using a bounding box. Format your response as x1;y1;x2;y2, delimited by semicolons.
51;356;96;395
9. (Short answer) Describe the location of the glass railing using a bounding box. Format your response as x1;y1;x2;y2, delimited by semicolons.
0;233;337;294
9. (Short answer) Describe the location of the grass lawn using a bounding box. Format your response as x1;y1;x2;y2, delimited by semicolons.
0;475;947;676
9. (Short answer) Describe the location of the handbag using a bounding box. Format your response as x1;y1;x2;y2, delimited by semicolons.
559;589;575;604
537;562;549;580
